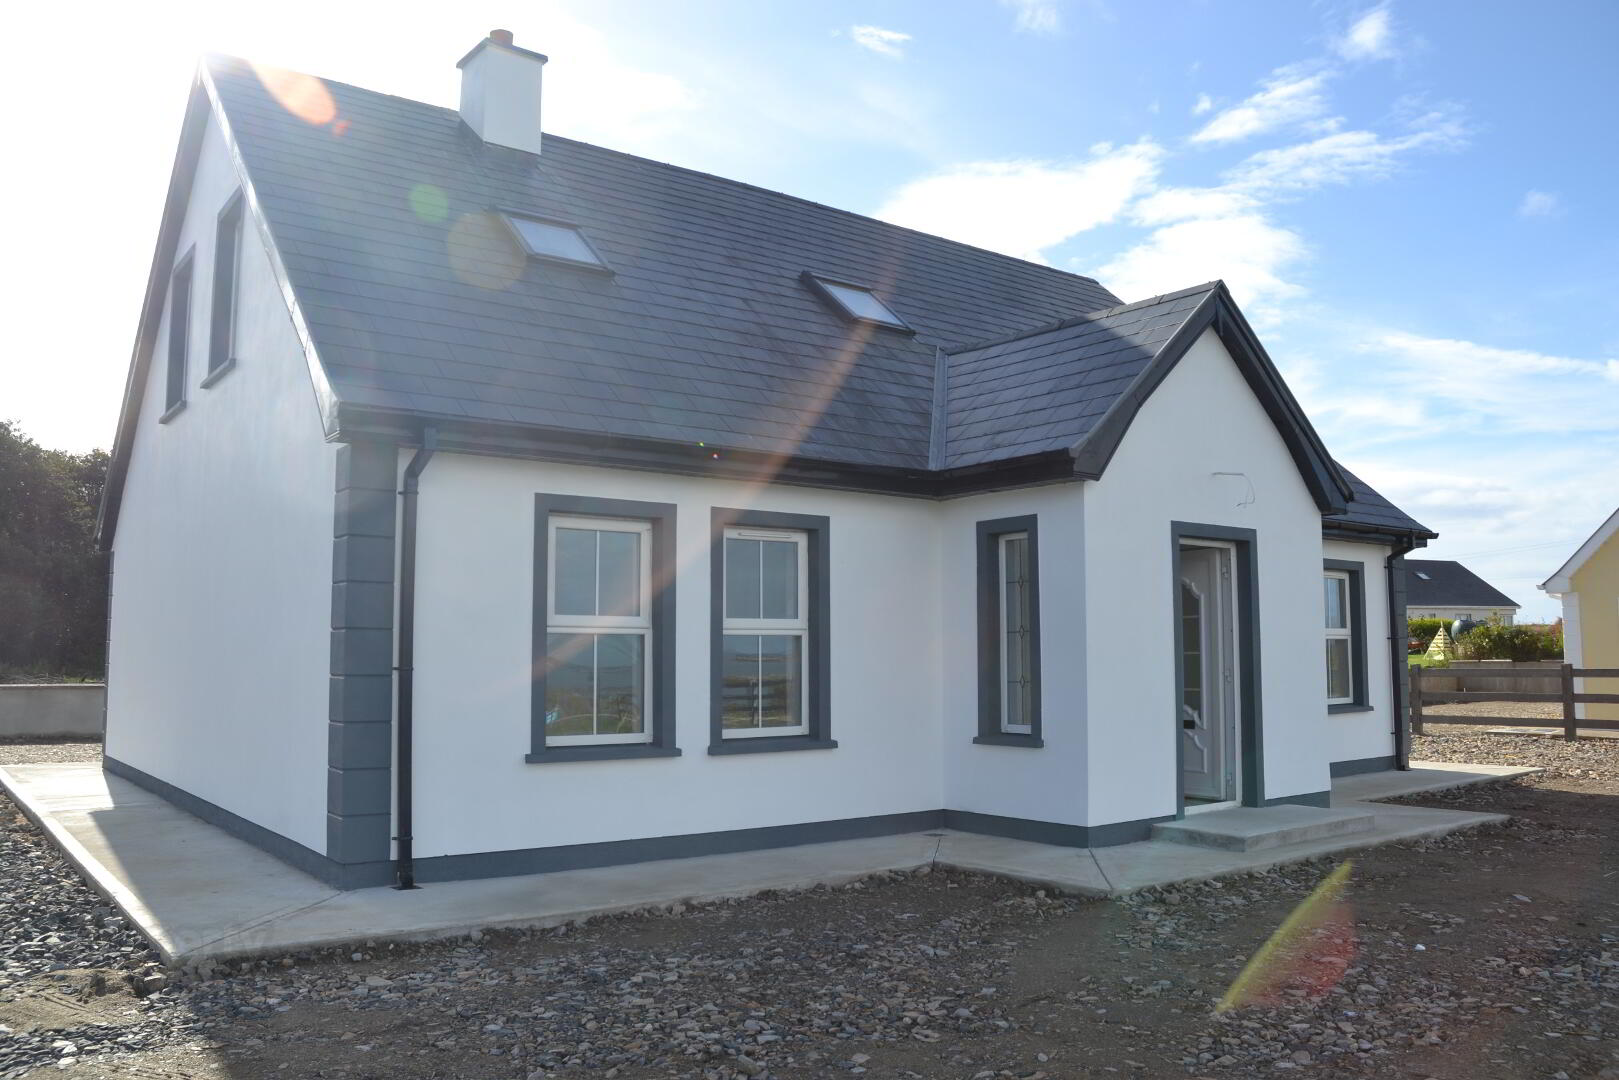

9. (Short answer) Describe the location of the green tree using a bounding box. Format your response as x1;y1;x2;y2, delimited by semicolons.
0;421;109;678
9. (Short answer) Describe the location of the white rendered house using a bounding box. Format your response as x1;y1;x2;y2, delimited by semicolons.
97;35;1435;890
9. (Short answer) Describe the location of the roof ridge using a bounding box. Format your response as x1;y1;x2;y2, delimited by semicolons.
203;54;1118;296
945;281;1223;356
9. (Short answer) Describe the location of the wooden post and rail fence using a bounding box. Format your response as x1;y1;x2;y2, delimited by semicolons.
1410;662;1619;742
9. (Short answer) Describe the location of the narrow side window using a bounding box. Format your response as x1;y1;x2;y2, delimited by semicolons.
162;250;194;420
206;193;245;382
975;515;1042;747
1324;560;1368;711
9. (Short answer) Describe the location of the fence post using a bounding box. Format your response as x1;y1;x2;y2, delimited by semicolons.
1561;662;1577;742
1409;664;1424;738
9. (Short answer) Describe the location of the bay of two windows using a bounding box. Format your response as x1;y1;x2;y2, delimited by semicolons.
527;497;831;763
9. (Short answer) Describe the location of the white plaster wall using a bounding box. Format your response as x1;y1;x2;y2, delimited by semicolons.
1324;538;1396;766
409;455;947;859
939;487;1089;826
1081;328;1331;824
104;111;334;852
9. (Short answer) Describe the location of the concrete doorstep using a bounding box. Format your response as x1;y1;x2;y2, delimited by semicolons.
0;760;1537;967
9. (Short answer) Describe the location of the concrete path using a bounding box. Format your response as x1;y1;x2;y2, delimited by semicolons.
0;759;1538;967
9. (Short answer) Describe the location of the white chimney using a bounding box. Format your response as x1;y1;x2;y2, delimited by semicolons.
457;29;547;155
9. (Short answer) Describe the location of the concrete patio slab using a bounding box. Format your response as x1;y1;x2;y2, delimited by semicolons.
0;760;1535;966
1334;761;1542;803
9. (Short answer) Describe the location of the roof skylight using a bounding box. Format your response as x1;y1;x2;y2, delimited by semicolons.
803;273;910;331
503;213;609;271
1415;571;1431;580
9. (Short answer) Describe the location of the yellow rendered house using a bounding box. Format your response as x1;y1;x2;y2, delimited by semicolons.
1542;507;1619;723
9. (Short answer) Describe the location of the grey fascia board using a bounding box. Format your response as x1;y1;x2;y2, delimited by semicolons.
99;66;342;552
199;64;340;438
1069;287;1351;517
1068;288;1222;481
97;78;214;550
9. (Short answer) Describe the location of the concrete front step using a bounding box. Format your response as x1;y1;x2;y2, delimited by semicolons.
1152;805;1377;852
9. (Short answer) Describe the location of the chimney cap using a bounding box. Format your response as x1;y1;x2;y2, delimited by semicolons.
457;32;548;69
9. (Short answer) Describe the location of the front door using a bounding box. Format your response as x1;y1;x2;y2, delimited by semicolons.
1179;544;1236;803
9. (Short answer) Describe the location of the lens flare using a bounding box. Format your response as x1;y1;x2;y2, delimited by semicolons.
409;184;449;223
446;212;525;291
1216;860;1357;1013
250;64;338;127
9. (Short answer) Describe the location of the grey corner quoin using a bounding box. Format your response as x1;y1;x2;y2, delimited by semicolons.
328;441;399;873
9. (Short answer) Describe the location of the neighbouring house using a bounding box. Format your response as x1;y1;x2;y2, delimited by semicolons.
1542;507;1619;722
1405;559;1519;625
96;34;1436;891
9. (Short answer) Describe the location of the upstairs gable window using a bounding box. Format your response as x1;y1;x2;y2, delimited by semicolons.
502;213;609;271
802;272;911;331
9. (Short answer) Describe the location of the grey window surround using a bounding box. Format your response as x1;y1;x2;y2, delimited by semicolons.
799;271;915;333
709;508;834;755
1324;558;1370;713
499;210;614;275
975;515;1043;748
161;248;194;420
1170;522;1263;810
530;494;679;763
207;191;244;382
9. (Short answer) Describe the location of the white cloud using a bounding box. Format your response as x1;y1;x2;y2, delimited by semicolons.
1099;213;1307;320
1192;93;1213;116
1099;102;1466;312
1369;331;1619;433
1000;0;1062;34
1336;6;1396;61
1190;66;1332;144
1518;189;1563;218
1225;118;1465;195
874;141;1161;261
850;25;911;58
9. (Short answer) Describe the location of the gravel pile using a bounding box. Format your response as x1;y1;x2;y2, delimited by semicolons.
0;784;183;1076
1414;729;1619;783
0;739;101;766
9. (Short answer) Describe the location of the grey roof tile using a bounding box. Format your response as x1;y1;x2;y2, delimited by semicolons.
208;56;1122;471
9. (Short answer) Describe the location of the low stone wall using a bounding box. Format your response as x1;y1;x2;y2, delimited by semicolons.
1415;660;1562;695
0;684;105;739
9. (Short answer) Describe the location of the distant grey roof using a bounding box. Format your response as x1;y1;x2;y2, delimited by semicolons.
1404;560;1518;608
1327;466;1437;538
208;57;1123;471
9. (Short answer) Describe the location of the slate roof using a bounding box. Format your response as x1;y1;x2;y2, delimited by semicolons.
157;57;1431;540
1404;560;1519;608
1327;466;1436;538
945;284;1216;468
208;58;1123;471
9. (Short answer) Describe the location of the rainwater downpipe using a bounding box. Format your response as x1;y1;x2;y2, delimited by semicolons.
1386;536;1418;771
394;426;438;890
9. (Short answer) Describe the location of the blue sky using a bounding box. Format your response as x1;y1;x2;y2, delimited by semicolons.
5;0;1615;617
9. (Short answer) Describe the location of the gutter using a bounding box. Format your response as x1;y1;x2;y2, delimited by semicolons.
393;427;438;890
1385;537;1419;770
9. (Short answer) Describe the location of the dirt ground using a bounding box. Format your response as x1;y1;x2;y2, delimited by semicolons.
2;737;1616;1079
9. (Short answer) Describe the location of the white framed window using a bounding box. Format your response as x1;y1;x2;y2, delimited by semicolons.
999;532;1034;734
544;515;653;745
719;526;809;738
1324;570;1353;704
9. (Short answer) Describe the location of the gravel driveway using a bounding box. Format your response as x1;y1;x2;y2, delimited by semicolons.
3;739;1617;1079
